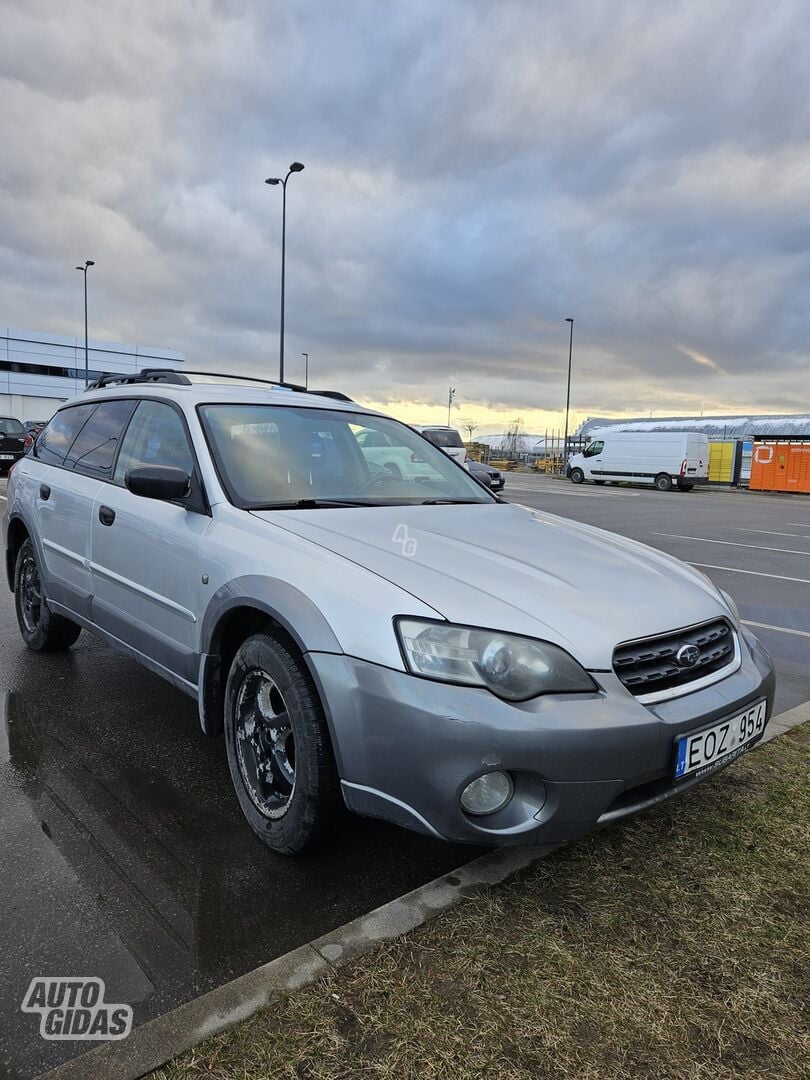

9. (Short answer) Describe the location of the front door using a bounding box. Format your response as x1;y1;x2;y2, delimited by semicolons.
89;399;210;687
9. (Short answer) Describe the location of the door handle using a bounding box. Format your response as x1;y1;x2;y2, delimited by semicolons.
39;484;50;500
98;505;116;526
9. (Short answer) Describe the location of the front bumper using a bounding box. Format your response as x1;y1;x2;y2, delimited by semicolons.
308;628;775;846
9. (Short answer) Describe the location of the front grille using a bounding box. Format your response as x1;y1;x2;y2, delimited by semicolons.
613;618;735;697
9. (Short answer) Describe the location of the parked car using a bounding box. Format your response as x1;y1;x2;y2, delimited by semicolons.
354;426;435;480
468;460;505;492
22;421;48;453
413;425;468;467
567;432;709;491
4;371;775;856
0;416;26;475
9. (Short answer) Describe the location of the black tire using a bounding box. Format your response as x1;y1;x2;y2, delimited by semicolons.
654;473;673;492
677;480;695;492
570;468;585;485
224;631;342;855
14;539;82;651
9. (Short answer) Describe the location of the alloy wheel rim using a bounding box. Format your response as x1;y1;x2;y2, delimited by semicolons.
234;669;296;819
20;554;42;634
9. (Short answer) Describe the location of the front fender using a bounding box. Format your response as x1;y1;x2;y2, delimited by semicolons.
197;576;343;736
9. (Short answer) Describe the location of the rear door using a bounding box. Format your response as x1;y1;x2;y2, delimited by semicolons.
28;402;102;617
89;399;210;686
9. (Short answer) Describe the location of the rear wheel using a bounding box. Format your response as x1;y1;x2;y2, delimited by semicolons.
570;468;584;485
14;539;81;651
654;473;673;492
224;631;342;855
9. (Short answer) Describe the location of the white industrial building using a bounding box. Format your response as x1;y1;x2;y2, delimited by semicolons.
0;326;184;422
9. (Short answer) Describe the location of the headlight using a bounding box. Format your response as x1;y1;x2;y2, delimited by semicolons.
720;589;741;627
395;619;596;701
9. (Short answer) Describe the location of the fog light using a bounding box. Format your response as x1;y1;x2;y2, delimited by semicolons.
460;771;514;816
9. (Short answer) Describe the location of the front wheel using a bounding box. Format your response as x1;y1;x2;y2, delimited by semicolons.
224;631;342;855
654;473;673;492
14;539;82;651
570;468;585;485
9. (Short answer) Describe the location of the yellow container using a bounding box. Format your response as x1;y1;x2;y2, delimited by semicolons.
708;441;735;483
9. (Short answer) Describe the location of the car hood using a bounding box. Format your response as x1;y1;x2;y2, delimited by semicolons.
250;502;729;669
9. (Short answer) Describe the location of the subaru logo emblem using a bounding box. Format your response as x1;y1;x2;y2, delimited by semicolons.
676;644;700;669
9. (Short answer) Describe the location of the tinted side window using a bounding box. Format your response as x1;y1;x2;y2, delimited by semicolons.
35;404;97;467
65;399;137;478
113;400;195;484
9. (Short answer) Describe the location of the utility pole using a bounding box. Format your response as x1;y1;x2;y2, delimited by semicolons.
563;317;574;469
264;162;305;383
75;260;95;385
301;352;309;390
447;386;456;427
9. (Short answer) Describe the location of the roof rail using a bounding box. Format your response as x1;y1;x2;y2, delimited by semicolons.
85;367;355;402
309;389;354;402
85;369;191;390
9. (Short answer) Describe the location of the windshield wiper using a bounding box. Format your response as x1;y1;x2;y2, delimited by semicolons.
250;499;382;510
418;498;489;505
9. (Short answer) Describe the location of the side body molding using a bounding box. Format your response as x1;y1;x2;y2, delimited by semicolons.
197;576;343;737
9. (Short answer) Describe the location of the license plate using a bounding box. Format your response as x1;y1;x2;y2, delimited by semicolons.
674;700;767;780
0;454;13;460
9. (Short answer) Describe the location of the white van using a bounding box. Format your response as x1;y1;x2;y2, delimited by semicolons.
414;425;468;467
567;432;709;491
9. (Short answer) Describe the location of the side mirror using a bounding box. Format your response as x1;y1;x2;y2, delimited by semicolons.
125;464;190;501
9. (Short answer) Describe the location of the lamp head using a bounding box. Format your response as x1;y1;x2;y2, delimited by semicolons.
85;260;95;267
289;162;305;172
265;177;281;185
565;317;573;324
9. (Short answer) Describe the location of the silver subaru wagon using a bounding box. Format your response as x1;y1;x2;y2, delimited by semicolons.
3;371;775;854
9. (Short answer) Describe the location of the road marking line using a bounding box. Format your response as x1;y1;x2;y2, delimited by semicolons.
657;533;810;556
0;494;6;501
743;619;810;639
735;527;810;539
787;522;810;529
691;562;810;585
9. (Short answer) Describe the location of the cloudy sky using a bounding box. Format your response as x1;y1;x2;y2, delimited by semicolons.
1;0;808;431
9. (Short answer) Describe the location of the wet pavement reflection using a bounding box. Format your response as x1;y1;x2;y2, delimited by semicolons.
0;589;484;1078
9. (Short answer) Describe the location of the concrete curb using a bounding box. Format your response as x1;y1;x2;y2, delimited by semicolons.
43;706;808;1080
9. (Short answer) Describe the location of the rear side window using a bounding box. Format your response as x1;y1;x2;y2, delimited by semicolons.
65;399;137;478
421;428;464;448
113;400;195;483
34;404;97;467
0;418;25;437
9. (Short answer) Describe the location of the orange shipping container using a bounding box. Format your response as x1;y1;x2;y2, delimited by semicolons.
749;442;810;493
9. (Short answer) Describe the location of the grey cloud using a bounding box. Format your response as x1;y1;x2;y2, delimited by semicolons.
0;0;808;417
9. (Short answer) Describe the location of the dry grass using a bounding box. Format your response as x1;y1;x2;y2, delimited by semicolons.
153;726;809;1080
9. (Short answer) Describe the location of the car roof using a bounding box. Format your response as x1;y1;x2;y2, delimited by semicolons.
64;379;383;418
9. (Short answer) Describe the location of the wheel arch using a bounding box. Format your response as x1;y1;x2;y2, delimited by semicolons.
198;577;342;738
5;514;31;591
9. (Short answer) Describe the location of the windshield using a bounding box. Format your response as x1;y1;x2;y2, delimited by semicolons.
199;405;495;508
421;428;464;448
0;418;24;436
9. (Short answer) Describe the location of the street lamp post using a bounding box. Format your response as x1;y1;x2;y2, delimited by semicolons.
301;352;309;390
447;386;456;427
563;317;574;471
75;260;95;385
265;162;305;383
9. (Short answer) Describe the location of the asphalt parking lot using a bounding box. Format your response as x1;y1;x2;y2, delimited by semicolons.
1;473;808;1078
